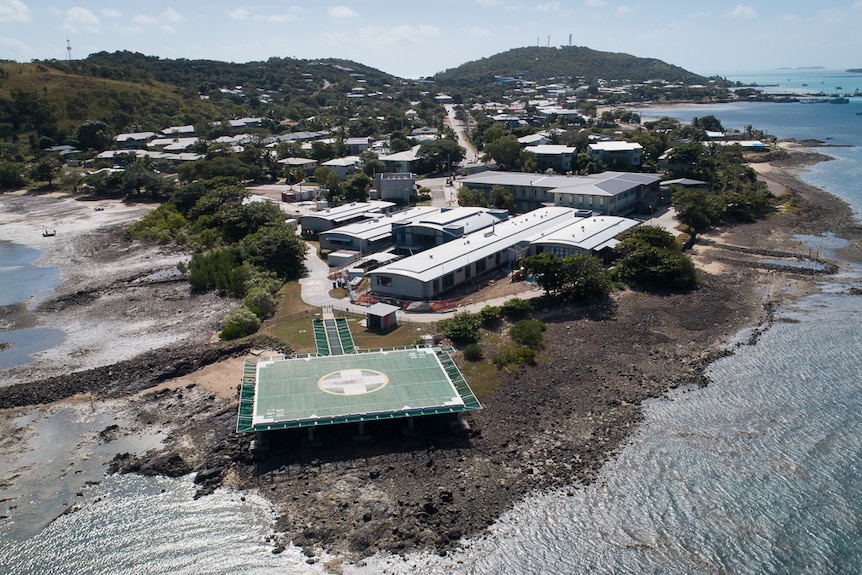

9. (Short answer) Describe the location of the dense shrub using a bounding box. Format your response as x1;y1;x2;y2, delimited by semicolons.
614;225;698;291
462;343;484;362
437;311;481;344
243;287;276;319
491;347;537;369
500;297;532;318
219;306;260;340
509;319;546;349
477;304;502;326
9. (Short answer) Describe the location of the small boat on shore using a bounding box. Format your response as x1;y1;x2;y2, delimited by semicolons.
42;229;56;237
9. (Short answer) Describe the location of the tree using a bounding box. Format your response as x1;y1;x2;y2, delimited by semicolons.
219;306;261;340
437;311;481;344
238;221;308;280
76;120;112;152
614;227;698;291
457;187;489;207
489;185;516;212
0;162;25;190
520;252;612;300
343;172;371;203
671;188;721;234
616;245;698;291
417;138;464;174
483;135;521;170
188;248;248;296
616;225;680;253
313;166;342;203
243;287;276;318
122;160;161;195
29;156;61;186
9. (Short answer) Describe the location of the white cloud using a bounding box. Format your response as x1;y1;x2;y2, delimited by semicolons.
133;14;158;25
536;1;560;11
328;6;358;18
475;0;502;6
161;25;178;35
0;0;29;22
258;13;299;23
319;31;350;47
102;8;121;19
726;4;756;19
585;0;605;7
463;25;492;37
62;7;100;34
161;8;183;23
0;35;30;55
616;5;631;15
226;8;248;21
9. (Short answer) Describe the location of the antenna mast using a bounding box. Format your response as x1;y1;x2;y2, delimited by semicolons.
66;38;72;62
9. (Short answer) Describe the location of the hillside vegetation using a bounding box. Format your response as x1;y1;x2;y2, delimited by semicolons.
0;60;225;149
434;46;709;86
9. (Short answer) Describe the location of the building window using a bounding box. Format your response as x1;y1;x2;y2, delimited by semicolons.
476;259;486;273
442;273;454;289
376;276;392;287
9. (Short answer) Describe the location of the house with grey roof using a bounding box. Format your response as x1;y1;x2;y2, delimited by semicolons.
458;170;661;214
587;141;643;167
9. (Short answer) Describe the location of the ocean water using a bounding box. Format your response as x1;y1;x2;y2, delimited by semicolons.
0;241;60;308
2;70;862;573
0;241;63;369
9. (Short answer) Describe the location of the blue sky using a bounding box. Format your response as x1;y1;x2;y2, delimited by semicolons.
2;1;861;79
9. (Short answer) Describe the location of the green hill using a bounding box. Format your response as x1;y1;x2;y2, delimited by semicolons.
434;46;709;87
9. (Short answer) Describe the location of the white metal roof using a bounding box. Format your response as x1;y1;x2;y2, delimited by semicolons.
529;215;640;252
524;144;576;155
588;141;643;152
459;170;661;195
319;206;437;243
370;207;581;283
302;200;396;224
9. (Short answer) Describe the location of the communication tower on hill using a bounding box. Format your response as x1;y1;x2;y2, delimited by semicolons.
66;38;72;62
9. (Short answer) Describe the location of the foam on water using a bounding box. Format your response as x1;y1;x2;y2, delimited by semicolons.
356;284;862;574
0;474;327;574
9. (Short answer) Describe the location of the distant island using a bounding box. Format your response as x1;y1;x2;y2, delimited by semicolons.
775;66;826;70
847;68;862;73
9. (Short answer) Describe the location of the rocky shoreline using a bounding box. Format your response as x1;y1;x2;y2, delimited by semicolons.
2;149;862;563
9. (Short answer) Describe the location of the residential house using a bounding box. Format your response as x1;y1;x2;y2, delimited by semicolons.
379;145;422;173
587;141;643;167
523;144;577;172
322;156;362;181
114;132;156;150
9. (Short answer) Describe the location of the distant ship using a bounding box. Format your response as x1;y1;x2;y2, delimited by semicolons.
827;97;849;104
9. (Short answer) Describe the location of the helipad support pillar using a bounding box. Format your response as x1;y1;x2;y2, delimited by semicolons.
354;420;370;442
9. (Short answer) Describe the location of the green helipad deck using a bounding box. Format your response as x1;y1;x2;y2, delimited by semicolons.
236;346;480;433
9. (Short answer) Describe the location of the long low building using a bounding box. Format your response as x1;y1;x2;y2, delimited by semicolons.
318;205;438;253
458;170;660;214
530;214;640;257
368;207;639;301
299;200;395;235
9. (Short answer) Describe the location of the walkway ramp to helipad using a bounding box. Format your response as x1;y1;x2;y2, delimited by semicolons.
312;317;354;356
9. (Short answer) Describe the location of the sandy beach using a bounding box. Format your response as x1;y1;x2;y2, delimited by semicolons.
2;147;862;560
